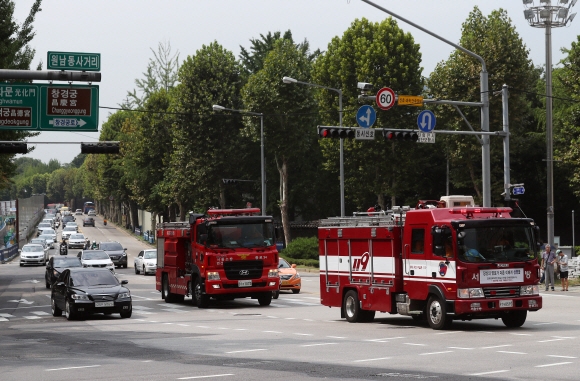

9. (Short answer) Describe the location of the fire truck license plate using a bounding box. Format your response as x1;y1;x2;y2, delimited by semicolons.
238;280;252;287
95;302;114;307
499;300;513;308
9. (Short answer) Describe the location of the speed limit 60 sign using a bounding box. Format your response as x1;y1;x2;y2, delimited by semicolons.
376;87;396;110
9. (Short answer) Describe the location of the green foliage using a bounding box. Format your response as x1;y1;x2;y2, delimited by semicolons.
281;236;319;260
280;255;319;268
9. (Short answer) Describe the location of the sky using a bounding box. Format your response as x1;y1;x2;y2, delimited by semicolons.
13;0;580;165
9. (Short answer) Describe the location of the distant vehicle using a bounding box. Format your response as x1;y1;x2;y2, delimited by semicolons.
98;242;127;268
61;226;77;240
78;250;115;273
65;222;79;232
38;234;55;249
134;249;157;275
74;209;83;215
83;201;95;214
87;210;96;217
278;258;301;294
19;244;48;266
37;222;52;236
45;256;82;289
62;215;75;227
42;228;57;243
51;268;132;320
61;206;70;216
68;233;88;250
42;218;55;229
30;238;49;250
83;217;95;227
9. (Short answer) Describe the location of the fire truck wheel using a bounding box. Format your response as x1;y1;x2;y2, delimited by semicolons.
161;275;169;299
344;290;362;323
272;291;280;299
193;277;209;308
258;292;272;306
162;275;183;303
501;310;527;328
426;296;450;330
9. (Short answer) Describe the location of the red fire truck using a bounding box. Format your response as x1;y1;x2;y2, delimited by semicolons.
156;208;280;307
319;197;542;329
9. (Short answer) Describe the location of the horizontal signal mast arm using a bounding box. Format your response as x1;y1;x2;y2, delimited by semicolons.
0;69;101;82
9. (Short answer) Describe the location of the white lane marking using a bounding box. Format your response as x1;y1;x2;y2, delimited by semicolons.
285;317;296;320
366;337;405;342
133;319;146;322
31;311;50;316
548;355;578;359
132;305;153;310
163;323;173;325
497;351;527;355
218;327;229;330
509;333;532;336
327;336;346;339
294;333;313;336
197;326;210;328
448;347;474;350
0;313;15;318
353;357;392;363
46;365;101;371
434;331;462;335
0;317;8;322
24;316;42;320
538;338;566;343
266;316;278;319
142;360;153;362
233;328;246;331
0;304;50;311
161;309;187;313
148;321;159;323
177;374;234;380
535;362;573;367
553;336;576;339
177;324;189;327
404;343;427;346
158;304;185;308
467;370;509;376
534;322;557;326
134;311;155;315
301;343;337;347
225;349;266;354
480;344;512;349
302;319;314;321
263;330;282;334
419;351;454;356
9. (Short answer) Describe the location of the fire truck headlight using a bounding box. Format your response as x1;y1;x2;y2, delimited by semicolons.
458;288;484;299
528;299;538;308
269;281;277;286
520;285;539;296
207;272;220;281
268;269;279;278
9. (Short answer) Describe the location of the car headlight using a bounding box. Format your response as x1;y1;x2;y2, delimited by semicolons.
520;285;539;296
71;294;89;300
122;252;127;257
457;288;484;299
207;272;220;281
118;292;130;299
295;272;301;279
268;269;279;278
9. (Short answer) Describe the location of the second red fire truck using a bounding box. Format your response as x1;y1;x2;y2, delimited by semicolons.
319;196;542;329
156;208;280;307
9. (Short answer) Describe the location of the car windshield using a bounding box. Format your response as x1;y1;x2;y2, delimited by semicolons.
82;251;109;260
70;234;85;240
457;225;537;263
43;229;56;235
53;258;82;268
67;222;78;227
100;243;123;251
64;227;76;232
31;239;45;245
207;222;275;248
38;235;52;241
38;223;51;228
279;258;291;268
22;245;43;252
144;251;156;259
71;271;118;287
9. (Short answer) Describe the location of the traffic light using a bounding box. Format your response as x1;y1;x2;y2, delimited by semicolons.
0;142;27;154
81;142;120;154
383;130;419;142
222;179;238;184
317;126;355;139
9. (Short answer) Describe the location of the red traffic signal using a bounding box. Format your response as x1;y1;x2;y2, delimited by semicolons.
382;130;418;142
317;127;355;139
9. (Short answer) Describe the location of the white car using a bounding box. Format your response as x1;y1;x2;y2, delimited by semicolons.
134;249;157;275
68;233;88;249
74;209;83;215
65;222;79;232
38;234;55;249
20;244;48;266
87;210;96;216
41;228;57;243
30;238;49;250
37;222;52;236
78;250;115;273
61;226;77;240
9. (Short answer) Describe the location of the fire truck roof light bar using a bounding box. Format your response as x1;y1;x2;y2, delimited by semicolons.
207;208;261;216
450;207;512;214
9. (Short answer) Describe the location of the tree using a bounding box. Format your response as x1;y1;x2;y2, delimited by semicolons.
313;17;426;211
242;38;318;243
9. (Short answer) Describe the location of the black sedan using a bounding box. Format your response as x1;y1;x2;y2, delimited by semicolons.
83;217;95;227
51;268;132;320
45;256;82;289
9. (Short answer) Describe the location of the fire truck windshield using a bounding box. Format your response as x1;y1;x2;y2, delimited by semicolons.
207;222;275;248
456;225;537;263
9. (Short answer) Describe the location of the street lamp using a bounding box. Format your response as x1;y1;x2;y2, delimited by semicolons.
523;0;576;247
282;76;345;217
212;104;266;216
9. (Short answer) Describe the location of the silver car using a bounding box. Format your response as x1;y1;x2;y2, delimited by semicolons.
20;244;48;266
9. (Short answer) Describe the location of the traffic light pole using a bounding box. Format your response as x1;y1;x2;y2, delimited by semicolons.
0;69;101;82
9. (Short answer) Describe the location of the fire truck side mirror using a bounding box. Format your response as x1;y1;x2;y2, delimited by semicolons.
431;225;451;257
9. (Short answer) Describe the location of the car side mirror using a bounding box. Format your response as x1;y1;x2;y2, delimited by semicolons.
121;280;128;285
124;248;127;251
291;264;297;268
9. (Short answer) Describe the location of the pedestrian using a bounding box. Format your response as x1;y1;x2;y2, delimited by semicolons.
541;244;556;291
557;249;569;291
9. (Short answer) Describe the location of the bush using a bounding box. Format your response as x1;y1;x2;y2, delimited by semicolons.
281;236;319;260
280;256;319;268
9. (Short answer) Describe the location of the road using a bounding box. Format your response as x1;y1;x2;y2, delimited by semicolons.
0;215;579;380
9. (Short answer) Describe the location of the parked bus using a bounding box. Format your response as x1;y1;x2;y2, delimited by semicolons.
83;201;95;214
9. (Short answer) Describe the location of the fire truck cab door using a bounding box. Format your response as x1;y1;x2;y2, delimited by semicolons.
404;226;428;295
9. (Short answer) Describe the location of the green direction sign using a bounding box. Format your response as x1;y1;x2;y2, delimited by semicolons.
0;83;98;131
47;51;101;71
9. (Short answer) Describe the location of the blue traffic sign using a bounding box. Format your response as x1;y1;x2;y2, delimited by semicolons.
513;186;525;195
356;105;376;128
417;110;436;132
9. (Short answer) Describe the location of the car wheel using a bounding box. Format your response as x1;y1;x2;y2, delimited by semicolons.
193;277;209;308
427;296;451;330
45;281;50;289
272;290;279;299
258;292;272;306
143;265;146;275
123;263;127;269
65;300;75;321
51;298;62;317
292;289;300;294
19;263;23;267
120;305;132;319
501;310;527;328
135;264;140;274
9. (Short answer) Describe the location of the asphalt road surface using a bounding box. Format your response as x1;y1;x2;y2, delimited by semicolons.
1;216;579;381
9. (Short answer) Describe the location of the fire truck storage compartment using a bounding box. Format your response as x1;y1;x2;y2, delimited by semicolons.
157;237;165;268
